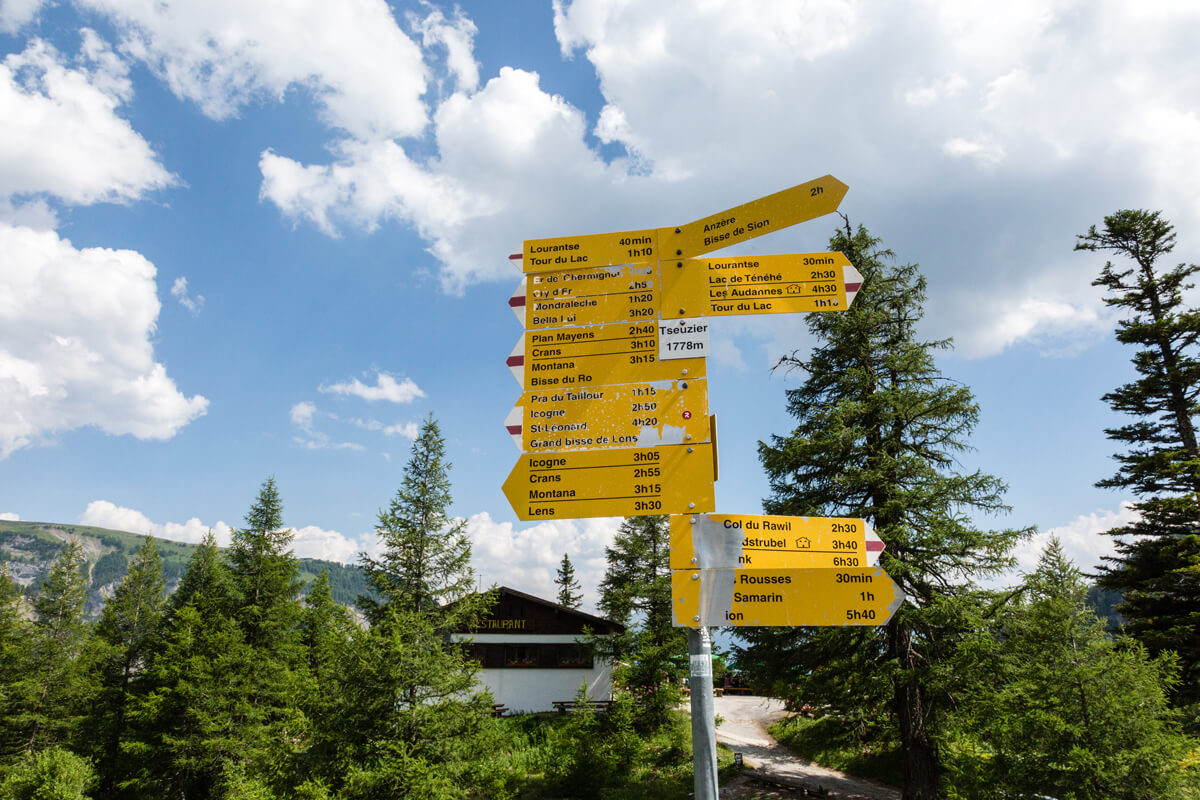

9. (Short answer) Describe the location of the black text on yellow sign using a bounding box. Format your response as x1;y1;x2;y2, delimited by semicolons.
503;443;716;521
518;175;848;272
514;378;710;453
671;567;904;628
507;320;706;392
512;263;660;330
659;253;861;319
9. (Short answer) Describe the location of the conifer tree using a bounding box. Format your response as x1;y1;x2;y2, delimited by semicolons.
340;416;494;792
752;221;1027;799
554;553;583;609
171;530;235;618
20;540;95;755
598;516;673;641
124;528;295;799
229;476;302;651
360;415;483;627
1075;210;1200;711
947;539;1196;799
598;516;685;731
90;535;166;797
0;566;32;761
298;571;354;784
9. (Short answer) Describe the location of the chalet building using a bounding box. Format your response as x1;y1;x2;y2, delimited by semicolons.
453;587;624;713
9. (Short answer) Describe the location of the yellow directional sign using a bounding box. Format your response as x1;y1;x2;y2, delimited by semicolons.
507;320;707;391
518;175;848;273
510;379;710;452
511;263;660;329
659;253;862;319
503;443;716;521
522;228;661;273
668;514;884;570
667;175;849;259
671;567;904;628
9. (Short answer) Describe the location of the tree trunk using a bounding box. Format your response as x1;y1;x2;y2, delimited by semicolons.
890;619;938;800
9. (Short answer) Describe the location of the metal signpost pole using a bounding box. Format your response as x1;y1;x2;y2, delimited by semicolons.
687;626;719;800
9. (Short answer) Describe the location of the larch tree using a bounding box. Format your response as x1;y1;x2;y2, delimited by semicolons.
947;539;1195;799
554;553;583;609
1075;210;1200;713
751;220;1027;800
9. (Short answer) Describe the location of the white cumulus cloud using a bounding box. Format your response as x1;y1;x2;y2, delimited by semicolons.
0;224;208;459
1011;501;1141;577
320;371;424;403
0;0;45;33
0;33;175;208
466;511;622;614
80;499;366;562
0;512;18;521
79;0;429;141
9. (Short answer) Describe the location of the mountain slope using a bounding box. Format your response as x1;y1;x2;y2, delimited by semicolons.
1;520;369;613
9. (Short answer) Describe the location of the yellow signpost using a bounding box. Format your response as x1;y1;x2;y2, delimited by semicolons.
518;175;848;273
507;320;707;391
511;263;660;329
669;513;885;570
502;443;716;521
671;567;904;628
510;379;710;453
660;253;862;318
521;228;661;272
669;175;849;259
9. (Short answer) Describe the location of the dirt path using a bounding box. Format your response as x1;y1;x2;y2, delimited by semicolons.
711;695;900;800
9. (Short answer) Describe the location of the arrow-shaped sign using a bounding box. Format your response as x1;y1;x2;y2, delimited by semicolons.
507;321;707;391
669;514;884;570
660;253;863;319
671;567;904;628
503;443;716;521
506;378;710;453
513;175;848;273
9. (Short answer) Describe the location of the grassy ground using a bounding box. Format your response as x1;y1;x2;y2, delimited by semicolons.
768;715;902;788
470;709;743;799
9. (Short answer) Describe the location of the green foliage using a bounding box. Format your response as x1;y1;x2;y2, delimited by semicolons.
360;415;485;629
945;539;1199;799
597;516;687;732
333;606;491;772
88;553;126;594
17;542;95;755
748;220;1029;798
229;477;302;651
554;553;582;609
770;715;902;787
1076;210;1200;712
88;536;166;797
0;568;32;762
0;747;96;800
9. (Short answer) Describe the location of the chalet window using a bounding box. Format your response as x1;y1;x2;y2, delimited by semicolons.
504;644;540;667
557;644;593;668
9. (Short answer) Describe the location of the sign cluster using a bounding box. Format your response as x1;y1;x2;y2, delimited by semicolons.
669;514;904;627
501;174;904;629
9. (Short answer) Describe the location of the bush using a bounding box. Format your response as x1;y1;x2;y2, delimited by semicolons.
0;748;96;800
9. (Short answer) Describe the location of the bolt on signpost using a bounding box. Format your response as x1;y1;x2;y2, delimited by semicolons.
502;175;902;800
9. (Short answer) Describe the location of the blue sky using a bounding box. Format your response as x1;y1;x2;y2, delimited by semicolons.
1;0;1197;610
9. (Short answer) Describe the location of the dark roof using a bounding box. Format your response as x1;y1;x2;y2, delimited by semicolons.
463;586;625;635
